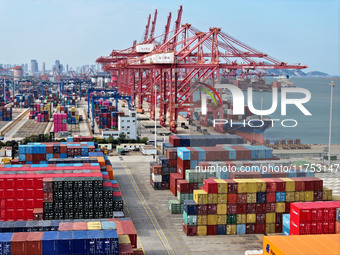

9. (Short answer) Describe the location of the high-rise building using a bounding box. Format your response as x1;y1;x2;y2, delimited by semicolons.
66;64;69;73
42;62;45;75
55;60;61;73
30;60;38;74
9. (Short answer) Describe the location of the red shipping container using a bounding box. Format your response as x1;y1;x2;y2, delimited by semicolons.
46;145;53;154
275;223;283;233
256;213;266;224
6;209;15;219
207;225;217;235
291;178;305;191
225;179;238;193
203;179;218;193
177;157;190;172
323;207;336;221
255;203;266;213
314;190;323;201
177;180;190;193
120;220;137;248
227;204;237;214
16;209;25;219
285;202;291;213
290;203;312;222
6;188;15;198
152;165;162;175
59;222;74;231
25;189;34;198
271;178;285;192
24;178;34;188
5;198;15;209
207;204;217;214
170;173;182;196
265;179;277;193
16;178;25;188
169;160;177;167
169;135;180;147
189;183;198;193
24;199;34;209
197;204;208;215
227;194;237;204
245;203;255;214
304;178;315;191
246;223;256;234
183;223;197;236
230;145;251;160
189;148;199;161
236;193;247;204
34;199;43;208
266;192;276;202
255;223;265;234
309;177;323;190
27;232;43;255
4;178;15;188
25;208;33;219
275;213;283;224
14;199;24;209
265;203;276;213
11;232;28;255
236;204;246;214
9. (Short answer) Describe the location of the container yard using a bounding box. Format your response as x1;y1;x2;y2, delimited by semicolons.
1;2;340;255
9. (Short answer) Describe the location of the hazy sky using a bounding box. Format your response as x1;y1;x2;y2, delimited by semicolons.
0;0;339;75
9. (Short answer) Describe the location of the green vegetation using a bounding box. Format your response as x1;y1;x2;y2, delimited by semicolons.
92;134;148;146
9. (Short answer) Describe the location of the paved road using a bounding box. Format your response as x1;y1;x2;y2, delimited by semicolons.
109;156;176;255
3;114;29;142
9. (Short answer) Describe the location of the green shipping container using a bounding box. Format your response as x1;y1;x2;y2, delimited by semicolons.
168;200;183;214
227;214;237;224
183;211;197;226
177;192;193;203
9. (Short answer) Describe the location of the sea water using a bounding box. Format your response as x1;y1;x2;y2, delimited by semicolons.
248;78;340;144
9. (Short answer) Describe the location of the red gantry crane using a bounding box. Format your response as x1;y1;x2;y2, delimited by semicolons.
96;6;307;134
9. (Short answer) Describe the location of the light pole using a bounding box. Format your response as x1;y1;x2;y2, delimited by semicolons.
154;85;157;151
328;81;335;164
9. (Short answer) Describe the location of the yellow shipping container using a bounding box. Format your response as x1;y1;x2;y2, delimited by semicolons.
275;202;286;213
226;225;237;235
118;235;131;244
265;223;275;234
266;213;276;224
256;179;267;192
207;215;217;225
305;191;314;202
235;179;248;193
197;226;207;236
247;214;256;224
217;204;227;215
215;179;228;193
299;191;305;202
323;187;333;201
263;234;340;255
247;193;257;203
197;215;207;226
217;194;228;204
285;191;295;202
194;190;208;204
247;179;258;193
237;214;246;224
207;193;218;204
294;192;300;202
87;222;102;230
217;214;227;225
281;178;295;192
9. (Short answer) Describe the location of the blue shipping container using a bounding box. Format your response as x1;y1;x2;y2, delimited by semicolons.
43;231;59;255
236;224;246;234
88;230;104;254
0;232;12;255
58;231;73;254
73;231;88;255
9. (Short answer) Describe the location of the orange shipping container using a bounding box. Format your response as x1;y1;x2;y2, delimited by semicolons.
263;234;340;255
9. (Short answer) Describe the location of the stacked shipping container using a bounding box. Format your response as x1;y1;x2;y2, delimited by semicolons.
0;106;12;121
13;94;34;108
53;113;67;132
182;177;333;236
18;142;96;164
29;102;53;122
290;201;340;235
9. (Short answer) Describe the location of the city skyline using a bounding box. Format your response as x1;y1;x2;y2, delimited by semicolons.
0;0;339;75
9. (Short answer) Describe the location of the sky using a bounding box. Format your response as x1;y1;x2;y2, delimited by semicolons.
0;0;339;75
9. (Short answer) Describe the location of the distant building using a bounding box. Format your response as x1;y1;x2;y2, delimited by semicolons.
102;110;138;140
41;62;45;75
55;60;61;73
30;60;38;74
66;64;69;73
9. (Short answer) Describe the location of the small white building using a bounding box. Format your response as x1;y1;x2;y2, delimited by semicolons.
102;110;137;140
141;145;157;155
120;143;145;151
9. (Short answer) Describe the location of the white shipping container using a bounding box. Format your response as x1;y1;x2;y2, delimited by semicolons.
0;150;5;157
152;53;175;64
143;56;152;64
136;43;155;53
152;173;162;182
5;149;12;157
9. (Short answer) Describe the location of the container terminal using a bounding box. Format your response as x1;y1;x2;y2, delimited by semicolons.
0;5;339;255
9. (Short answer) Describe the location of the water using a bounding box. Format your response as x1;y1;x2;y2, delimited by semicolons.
248;78;340;144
